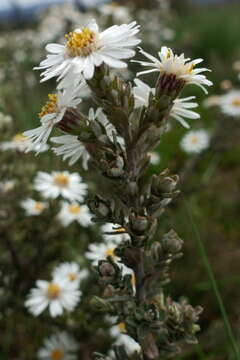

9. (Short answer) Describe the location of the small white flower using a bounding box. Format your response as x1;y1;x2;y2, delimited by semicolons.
38;332;79;360
52;262;88;287
180;129;210;154
25;278;81;317
219;90;240;117
51;135;90;168
133;46;212;93
58;201;92;227
34;171;88;202
203;95;221;108
110;322;141;355
20;198;48;216
149;151;161;165
99;3;132;23
23;84;86;151
101;223;130;243
0;133;31;152
35;19;140;85
133;79;200;128
0;180;15;193
85;242;120;265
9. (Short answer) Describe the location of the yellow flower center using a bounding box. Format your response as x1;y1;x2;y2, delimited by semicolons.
39;94;58;119
68;272;78;281
232;98;240;107
188;64;195;73
66;28;97;57
166;48;171;59
47;283;61;299
131;273;136;287
34;202;44;212
109;2;119;8
115;227;125;233
51;349;64;360
68;204;81;215
190;136;199;144
54;173;69;187
105;247;115;257
118;322;126;333
12;133;28;143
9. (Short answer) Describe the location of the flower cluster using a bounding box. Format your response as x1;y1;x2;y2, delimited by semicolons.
25;262;86;317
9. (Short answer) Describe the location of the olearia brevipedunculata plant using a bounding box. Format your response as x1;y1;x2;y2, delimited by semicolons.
23;19;212;359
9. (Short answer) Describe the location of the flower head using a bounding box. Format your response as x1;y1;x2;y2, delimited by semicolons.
52;262;88;288
219;90;240;117
25;279;81;317
51;135;90;168
23;84;86;151
34;171;88;201
133;46;212;93
85;242;120;265
35;20;140;86
38;332;79;360
57;201;92;227
180;129;210;154
109;321;140;355
20;198;48;216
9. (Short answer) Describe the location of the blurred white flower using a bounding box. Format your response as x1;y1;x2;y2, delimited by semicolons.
0;112;12;129
34;171;88;202
110;322;141;355
36;19;140;85
0;133;49;153
149;151;161;165
23;84;86;151
203;95;220;108
0;180;15;193
85;242;120;265
51;135;90;169
25;279;81;317
99;3;132;23
38;332;79;360
180;130;210;154
219;90;240;117
58;202;92;227
133;46;212;93
101;223;130;243
53;262;88;288
20;198;48;216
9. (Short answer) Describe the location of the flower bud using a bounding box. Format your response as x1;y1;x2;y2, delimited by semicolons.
98;262;116;278
88;196;110;219
162;230;183;254
130;215;150;234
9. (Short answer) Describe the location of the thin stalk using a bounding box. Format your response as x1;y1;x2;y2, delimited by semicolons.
183;196;240;359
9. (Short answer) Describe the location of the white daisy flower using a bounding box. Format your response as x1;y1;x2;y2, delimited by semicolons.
133;79;200;128
34;171;88;202
23;84;86;151
110;322;141;355
149;151;161;165
25;278;81;317
180;129;210;154
133;46;212;93
35;19;140;86
85;242;120;265
219;90;240;117
51;135;90;168
101;223;130;243
38;332;78;360
58;201;92;227
52;262;88;288
20;198;48;216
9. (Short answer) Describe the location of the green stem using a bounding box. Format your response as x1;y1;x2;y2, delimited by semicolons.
183;196;240;359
